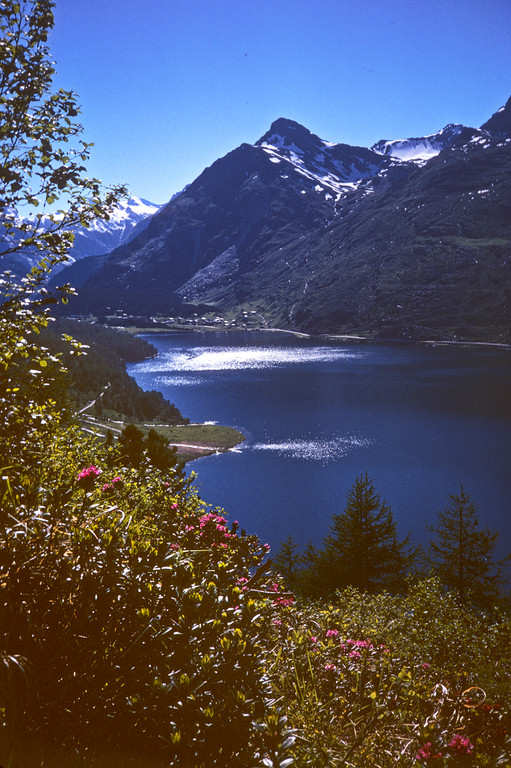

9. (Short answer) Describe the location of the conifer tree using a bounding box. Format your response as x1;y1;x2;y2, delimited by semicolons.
427;485;509;606
274;533;300;590
321;472;415;594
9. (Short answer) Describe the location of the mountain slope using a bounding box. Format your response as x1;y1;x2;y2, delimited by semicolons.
60;99;511;342
1;196;160;278
63;125;394;314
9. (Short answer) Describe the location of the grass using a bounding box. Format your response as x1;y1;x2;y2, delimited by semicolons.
79;413;245;461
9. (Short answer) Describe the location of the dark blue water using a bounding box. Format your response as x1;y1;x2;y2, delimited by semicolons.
127;332;511;561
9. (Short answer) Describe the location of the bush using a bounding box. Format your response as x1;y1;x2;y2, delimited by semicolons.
257;580;511;766
0;424;296;765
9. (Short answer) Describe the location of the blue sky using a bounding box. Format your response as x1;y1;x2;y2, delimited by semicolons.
51;0;511;205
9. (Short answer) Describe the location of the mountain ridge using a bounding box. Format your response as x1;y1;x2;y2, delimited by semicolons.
59;98;511;342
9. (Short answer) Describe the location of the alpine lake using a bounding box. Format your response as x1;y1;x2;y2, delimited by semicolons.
127;331;511;564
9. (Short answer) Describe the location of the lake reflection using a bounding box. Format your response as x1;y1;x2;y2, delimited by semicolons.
128;332;511;562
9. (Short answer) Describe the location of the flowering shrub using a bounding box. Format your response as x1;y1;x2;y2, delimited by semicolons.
76;464;102;490
448;733;473;755
0;426;293;767
101;476;123;493
416;742;443;762
1;264;509;767
255;581;511;767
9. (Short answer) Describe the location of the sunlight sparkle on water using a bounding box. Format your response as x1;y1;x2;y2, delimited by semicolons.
136;345;362;373
250;436;372;463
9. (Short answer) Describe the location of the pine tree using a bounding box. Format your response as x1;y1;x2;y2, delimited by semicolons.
427;485;509;606
273;533;300;590
321;472;415;594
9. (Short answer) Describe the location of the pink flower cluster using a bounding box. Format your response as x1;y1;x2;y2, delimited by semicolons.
77;465;102;488
415;733;473;762
339;638;373;658
416;742;443;762
199;512;230;535
270;582;294;608
448;734;473;755
102;476;123;492
182;512;238;550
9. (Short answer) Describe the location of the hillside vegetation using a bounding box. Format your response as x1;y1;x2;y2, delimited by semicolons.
2;256;511;768
1;5;510;765
41;318;187;425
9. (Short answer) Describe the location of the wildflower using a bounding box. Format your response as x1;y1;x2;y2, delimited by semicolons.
102;476;123;493
349;650;361;659
448;734;473;755
326;629;339;639
422;663;431;669
273;619;282;626
273;596;294;607
310;636;318;644
77;465;102;490
324;663;336;672
415;742;443;761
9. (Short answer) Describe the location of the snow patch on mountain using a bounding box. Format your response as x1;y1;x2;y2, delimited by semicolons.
6;196;161;277
371;124;465;163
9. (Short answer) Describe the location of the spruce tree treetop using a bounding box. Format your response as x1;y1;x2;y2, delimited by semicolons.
427;485;510;606
323;471;415;594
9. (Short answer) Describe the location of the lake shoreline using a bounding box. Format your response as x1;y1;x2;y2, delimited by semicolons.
125;322;511;351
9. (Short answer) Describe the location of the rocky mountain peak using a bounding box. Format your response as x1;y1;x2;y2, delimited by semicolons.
255;117;328;159
481;95;511;138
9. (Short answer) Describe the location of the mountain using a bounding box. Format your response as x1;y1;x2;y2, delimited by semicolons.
60;99;511;342
63;196;161;263
370;123;467;163
1;196;160;278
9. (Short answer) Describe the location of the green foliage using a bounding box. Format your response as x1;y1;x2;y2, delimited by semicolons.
40;319;187;424
259;579;511;767
0;425;290;764
0;261;289;768
0;0;126;264
0;264;77;496
427;485;510;606
1;265;510;768
116;424;182;474
273;533;300;591
299;472;416;597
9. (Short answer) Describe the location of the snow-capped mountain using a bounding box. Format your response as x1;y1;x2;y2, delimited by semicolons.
60;196;161;265
255;118;390;201
61;96;511;343
1;196;160;278
371;123;468;163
